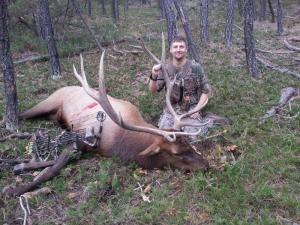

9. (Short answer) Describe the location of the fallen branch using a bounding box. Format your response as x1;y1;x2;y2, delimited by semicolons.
13;160;56;175
256;56;300;80
283;37;300;52
0;158;31;166
14;34;159;65
256;48;293;54
259;87;299;125
0;132;32;142
3;146;78;196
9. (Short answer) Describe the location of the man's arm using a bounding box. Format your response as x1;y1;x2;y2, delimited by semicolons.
149;64;165;92
189;92;210;118
189;65;212;118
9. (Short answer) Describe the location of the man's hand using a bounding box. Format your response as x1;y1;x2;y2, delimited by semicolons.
152;64;162;76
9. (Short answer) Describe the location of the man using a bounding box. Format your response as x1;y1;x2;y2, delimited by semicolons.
149;36;212;133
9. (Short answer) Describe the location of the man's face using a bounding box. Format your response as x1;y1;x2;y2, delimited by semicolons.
170;41;187;61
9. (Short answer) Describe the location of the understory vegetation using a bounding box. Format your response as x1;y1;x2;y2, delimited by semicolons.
1;1;299;224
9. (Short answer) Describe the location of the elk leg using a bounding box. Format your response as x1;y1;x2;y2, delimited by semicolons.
4;146;79;196
13;160;56;175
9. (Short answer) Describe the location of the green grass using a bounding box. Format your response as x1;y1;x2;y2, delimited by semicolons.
1;1;300;225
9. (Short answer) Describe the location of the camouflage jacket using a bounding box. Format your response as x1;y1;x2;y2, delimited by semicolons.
156;60;211;112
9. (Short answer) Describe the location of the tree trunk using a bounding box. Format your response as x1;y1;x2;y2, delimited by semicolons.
37;0;61;79
276;0;283;35
258;0;266;20
100;0;106;14
253;0;257;20
87;0;92;16
236;0;244;16
112;0;119;23
158;0;165;18
36;2;46;39
244;0;258;77
225;0;235;48
124;0;129;11
0;0;19;130
173;0;202;64
161;0;178;45
199;0;209;45
267;0;275;22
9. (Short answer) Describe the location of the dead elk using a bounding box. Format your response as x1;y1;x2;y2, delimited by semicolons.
5;46;209;197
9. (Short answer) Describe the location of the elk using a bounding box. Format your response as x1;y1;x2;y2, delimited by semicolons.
4;37;210;196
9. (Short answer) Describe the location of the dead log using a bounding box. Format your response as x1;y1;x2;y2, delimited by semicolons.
256;56;300;80
259;87;299;124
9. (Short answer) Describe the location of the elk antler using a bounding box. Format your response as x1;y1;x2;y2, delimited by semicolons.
74;53;193;142
142;33;210;130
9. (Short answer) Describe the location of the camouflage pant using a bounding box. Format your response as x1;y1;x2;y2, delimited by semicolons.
158;106;213;142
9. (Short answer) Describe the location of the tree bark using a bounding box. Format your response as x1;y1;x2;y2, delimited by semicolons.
161;0;178;45
276;0;284;35
124;0;129;11
225;0;235;48
112;0;119;23
0;0;19;130
236;0;244;16
244;0;258;77
267;0;275;22
199;0;209;45
158;0;165;18
258;0;266;20
253;0;257;20
87;0;92;16
37;0;61;79
100;0;107;14
173;0;202;64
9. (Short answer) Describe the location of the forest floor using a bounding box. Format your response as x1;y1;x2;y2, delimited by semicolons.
1;1;300;225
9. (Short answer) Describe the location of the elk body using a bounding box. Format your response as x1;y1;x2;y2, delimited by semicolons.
20;85;208;170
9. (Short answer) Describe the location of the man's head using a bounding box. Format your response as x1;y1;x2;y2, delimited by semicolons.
170;36;188;62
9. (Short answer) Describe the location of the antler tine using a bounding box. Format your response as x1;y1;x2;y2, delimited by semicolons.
165;75;179;122
96;51;178;142
96;51;123;124
73;56;98;100
141;41;161;64
80;54;88;84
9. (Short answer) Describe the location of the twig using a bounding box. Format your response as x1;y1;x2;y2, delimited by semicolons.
190;130;227;144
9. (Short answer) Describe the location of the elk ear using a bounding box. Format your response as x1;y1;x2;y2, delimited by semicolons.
139;144;161;156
